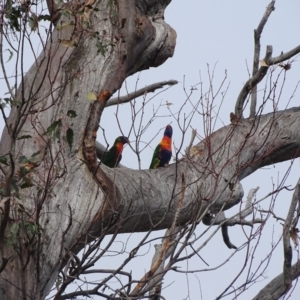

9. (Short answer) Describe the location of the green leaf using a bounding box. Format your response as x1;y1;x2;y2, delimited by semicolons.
80;159;88;165
18;155;28;164
37;14;51;22
25;221;38;235
6;0;12;11
7;5;22;31
10;223;19;241
29;13;38;31
87;92;97;101
0;155;8;166
17;135;32;140
10;178;19;197
59;39;77;47
66;128;74;151
96;40;106;56
19;166;28;177
5;49;13;63
62;9;73;18
57;21;74;31
31;151;41;158
20;177;34;189
46;120;61;136
67;110;77;118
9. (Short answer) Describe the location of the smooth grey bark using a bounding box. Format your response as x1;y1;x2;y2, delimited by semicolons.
252;259;300;300
0;0;176;299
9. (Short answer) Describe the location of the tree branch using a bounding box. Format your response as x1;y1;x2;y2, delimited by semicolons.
250;0;275;118
252;259;300;300
46;0;61;26
235;45;272;119
252;181;300;300
269;45;300;65
148;227;180;299
236;42;300;119
203;187;261;249
282;180;300;292
105;80;178;108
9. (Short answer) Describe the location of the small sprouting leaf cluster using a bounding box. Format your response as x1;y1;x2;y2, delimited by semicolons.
5;0;51;32
5;202;41;248
0;96;21;109
45;110;77;152
0;150;40;197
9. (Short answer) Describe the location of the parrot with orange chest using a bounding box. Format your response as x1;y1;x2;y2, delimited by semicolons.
102;136;129;168
149;125;173;169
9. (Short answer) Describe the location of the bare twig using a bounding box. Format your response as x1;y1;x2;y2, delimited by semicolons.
259;209;285;222
105;80;178;107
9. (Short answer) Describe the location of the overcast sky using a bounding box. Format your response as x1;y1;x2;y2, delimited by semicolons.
1;1;300;299
100;1;300;299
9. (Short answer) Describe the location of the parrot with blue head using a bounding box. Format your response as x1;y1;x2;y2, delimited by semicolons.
149;125;173;169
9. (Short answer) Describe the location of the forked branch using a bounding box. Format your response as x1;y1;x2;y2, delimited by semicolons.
235;44;300;118
203;187;262;249
250;0;276;117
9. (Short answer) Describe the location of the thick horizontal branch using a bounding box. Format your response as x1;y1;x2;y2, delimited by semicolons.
252;259;300;300
105;80;178;107
269;45;300;65
88;107;300;236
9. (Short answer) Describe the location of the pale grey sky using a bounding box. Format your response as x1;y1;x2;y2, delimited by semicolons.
99;1;300;299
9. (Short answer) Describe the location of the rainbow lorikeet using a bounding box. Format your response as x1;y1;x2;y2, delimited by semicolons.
149;125;173;169
102;136;129;168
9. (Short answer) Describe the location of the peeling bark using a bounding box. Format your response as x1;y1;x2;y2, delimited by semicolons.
0;0;176;298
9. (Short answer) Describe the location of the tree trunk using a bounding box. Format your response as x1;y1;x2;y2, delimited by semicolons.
0;1;176;298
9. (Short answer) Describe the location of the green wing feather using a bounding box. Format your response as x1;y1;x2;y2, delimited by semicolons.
102;146;119;168
149;144;161;169
102;136;128;168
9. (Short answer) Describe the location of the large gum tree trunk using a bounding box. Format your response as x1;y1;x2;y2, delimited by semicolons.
1;0;300;299
0;1;176;298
